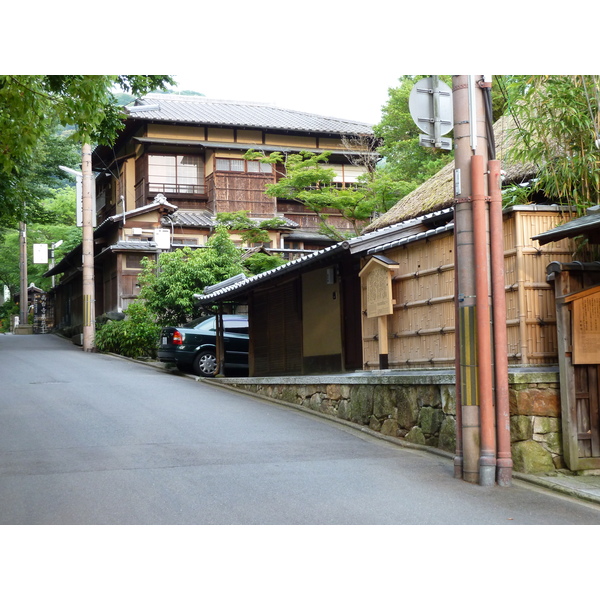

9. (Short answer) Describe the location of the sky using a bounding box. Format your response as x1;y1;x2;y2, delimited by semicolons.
6;2;592;129
170;69;400;125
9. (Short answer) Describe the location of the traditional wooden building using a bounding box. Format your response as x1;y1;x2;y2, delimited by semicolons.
94;94;376;252
46;94;376;331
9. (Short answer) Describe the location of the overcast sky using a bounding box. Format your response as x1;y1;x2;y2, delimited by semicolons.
171;69;400;125
5;3;592;127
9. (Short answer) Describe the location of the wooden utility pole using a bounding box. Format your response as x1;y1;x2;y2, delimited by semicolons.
81;143;96;351
19;221;28;326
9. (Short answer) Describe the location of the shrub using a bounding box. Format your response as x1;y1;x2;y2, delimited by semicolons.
95;302;160;359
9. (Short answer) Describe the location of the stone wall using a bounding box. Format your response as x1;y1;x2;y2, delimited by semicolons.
219;368;562;474
509;374;562;473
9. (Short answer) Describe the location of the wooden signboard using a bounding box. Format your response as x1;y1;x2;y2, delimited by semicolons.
359;256;399;368
570;288;600;364
359;256;398;318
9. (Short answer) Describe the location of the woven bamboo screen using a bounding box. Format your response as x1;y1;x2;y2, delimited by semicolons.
361;208;576;370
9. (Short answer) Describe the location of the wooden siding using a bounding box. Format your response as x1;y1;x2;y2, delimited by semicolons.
208;172;277;218
250;279;303;376
361;208;577;370
147;124;206;141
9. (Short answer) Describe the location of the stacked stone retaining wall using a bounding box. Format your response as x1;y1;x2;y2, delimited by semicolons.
220;368;562;474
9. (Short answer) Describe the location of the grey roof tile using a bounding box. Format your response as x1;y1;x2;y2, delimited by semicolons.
127;94;374;135
532;206;599;245
164;210;298;229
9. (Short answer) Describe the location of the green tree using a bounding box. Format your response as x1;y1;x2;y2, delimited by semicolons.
137;226;244;326
0;75;174;224
243;252;288;276
373;76;454;190
0;225;81;296
504;75;600;214
0;127;81;229
245;149;382;240
0;126;82;294
215;210;289;246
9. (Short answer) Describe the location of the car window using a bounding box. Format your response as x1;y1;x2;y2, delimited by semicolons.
224;316;249;335
189;317;215;331
187;315;248;334
224;324;249;335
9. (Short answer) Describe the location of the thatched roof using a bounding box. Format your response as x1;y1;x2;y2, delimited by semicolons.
363;114;535;233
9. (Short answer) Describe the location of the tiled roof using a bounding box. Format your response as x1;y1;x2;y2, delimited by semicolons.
532;205;599;245
164;210;299;230
94;240;158;261
108;241;158;251
126;94;374;135
165;210;215;228
194;209;454;304
366;222;455;255
194;241;349;303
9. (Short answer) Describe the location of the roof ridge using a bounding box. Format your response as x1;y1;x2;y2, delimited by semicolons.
142;93;276;108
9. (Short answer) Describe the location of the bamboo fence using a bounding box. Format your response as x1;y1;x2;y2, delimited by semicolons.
361;207;576;369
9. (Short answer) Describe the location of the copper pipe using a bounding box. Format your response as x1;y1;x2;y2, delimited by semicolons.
471;154;496;485
489;160;513;485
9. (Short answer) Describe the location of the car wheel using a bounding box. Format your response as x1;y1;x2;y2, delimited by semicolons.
193;350;218;377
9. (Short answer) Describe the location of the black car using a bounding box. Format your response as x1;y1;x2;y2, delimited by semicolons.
157;314;249;377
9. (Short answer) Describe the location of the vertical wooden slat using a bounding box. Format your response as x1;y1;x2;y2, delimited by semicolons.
514;210;529;364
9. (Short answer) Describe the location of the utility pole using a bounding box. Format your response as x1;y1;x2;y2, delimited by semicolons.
452;76;495;485
81;143;96;352
19;221;28;327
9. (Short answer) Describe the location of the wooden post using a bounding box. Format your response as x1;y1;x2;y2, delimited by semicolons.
378;315;389;369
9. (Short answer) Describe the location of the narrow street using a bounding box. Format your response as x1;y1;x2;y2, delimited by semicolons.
1;333;599;525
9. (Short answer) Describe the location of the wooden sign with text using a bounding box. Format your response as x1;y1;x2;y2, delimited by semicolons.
570;288;600;364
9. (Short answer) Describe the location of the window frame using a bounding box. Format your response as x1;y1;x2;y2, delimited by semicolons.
147;153;206;195
215;158;273;174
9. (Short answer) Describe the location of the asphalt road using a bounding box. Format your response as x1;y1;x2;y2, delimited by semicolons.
1;333;599;525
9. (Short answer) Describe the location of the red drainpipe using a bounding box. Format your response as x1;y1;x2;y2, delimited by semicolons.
471;154;496;485
488;159;513;485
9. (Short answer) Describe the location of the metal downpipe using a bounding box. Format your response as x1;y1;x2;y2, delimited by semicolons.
489;160;513;485
471;154;496;485
453;227;463;478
